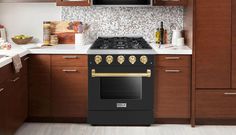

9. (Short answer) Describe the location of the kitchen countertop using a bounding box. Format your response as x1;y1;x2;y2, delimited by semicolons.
0;43;192;68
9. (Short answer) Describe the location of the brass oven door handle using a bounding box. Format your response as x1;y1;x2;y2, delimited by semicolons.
91;69;151;78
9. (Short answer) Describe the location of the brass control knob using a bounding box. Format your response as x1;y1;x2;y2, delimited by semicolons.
106;55;113;64
117;55;125;64
94;55;102;64
129;55;136;64
140;55;148;64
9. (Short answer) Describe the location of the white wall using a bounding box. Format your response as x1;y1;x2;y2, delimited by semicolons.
0;3;61;42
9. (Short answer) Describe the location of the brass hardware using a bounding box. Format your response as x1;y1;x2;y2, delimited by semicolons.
24;57;30;61
117;55;125;64
224;93;236;95
0;88;4;93
106;55;113;64
94;55;102;64
11;77;20;82
62;69;78;72
165;57;180;60
140;55;148;64
129;55;136;64
165;70;181;73
91;69;151;78
63;56;78;59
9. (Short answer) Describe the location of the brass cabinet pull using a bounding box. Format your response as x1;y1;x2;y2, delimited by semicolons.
224;93;236;95
165;57;180;60
0;88;4;93
91;69;151;78
165;70;181;73
11;77;20;82
62;69;78;72
24;57;30;61
63;56;79;59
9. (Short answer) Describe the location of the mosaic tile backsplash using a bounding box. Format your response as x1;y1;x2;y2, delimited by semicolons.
62;6;184;43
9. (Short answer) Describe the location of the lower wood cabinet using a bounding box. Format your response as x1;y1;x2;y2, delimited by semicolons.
196;90;236;119
51;66;88;118
155;55;191;119
0;82;7;135
29;55;51;118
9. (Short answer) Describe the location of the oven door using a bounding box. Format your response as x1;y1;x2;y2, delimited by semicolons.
88;66;154;111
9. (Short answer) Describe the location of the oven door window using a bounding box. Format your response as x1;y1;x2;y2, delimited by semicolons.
100;77;142;99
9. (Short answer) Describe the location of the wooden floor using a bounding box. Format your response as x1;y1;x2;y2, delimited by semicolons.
15;123;236;135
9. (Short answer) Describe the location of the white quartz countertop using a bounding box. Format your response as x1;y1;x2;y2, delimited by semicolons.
0;43;192;68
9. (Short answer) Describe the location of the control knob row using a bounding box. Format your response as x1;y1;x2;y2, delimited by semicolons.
94;55;148;65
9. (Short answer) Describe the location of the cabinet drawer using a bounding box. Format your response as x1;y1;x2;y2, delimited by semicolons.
196;90;236;118
52;55;88;67
156;55;191;67
155;66;190;118
0;64;14;84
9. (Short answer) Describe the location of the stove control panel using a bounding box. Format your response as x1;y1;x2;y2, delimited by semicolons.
90;55;153;66
140;55;148;64
117;55;125;64
106;55;113;64
94;55;102;64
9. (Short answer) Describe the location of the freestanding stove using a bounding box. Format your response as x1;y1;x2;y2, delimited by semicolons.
87;37;156;125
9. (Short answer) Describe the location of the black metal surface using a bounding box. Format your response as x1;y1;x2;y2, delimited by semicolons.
93;0;151;5
88;55;154;125
90;37;152;50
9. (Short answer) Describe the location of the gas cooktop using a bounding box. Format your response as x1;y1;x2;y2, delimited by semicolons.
90;37;152;50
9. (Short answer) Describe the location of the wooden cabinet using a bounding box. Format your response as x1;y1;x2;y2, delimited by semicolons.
0;83;7;135
196;90;236;118
0;0;55;2
232;0;236;88
56;0;90;6
195;0;231;89
155;55;191;119
51;55;88;118
153;0;186;6
29;55;51;118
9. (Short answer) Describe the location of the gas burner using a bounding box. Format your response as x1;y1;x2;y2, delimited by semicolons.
90;37;152;50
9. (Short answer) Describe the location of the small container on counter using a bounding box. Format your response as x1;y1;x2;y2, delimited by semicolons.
50;35;58;45
43;21;51;46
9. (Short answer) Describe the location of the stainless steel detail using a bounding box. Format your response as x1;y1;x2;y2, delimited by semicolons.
0;88;4;93
11;77;20;82
91;69;151;78
165;57;180;60
224;93;236;95
165;70;181;73
24;57;30;61
116;103;127;108
63;56;78;59
62;69;78;72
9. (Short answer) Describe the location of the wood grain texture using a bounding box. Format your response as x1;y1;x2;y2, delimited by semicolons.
195;0;231;88
156;55;191;67
0;82;7;135
56;0;90;6
28;55;51;118
196;90;236;119
155;66;190;118
153;0;186;6
232;0;236;88
51;55;88;67
51;66;88;118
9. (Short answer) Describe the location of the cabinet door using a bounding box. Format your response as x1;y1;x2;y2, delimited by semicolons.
29;55;51;118
232;0;236;88
52;67;88;118
0;83;7;135
155;67;190;118
56;0;90;6
153;0;186;6
0;0;55;2
195;0;231;88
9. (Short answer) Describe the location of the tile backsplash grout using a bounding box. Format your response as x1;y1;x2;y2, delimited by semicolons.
62;6;183;44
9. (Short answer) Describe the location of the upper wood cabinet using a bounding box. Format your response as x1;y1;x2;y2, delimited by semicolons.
195;0;231;89
232;0;236;88
153;0;187;6
0;0;55;2
56;0;90;6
